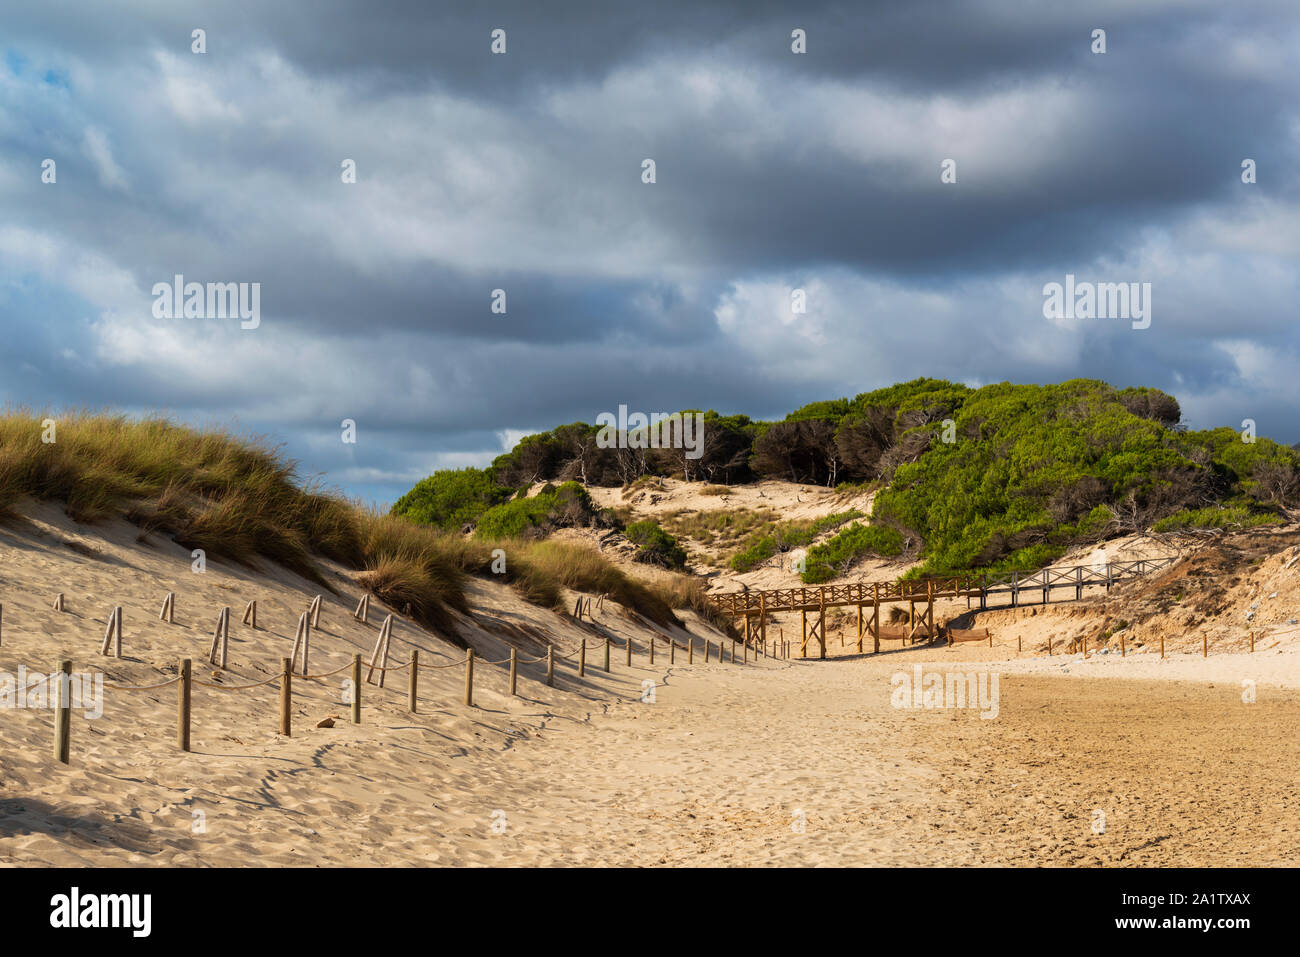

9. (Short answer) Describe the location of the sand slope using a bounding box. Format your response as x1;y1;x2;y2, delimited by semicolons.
2;502;1296;866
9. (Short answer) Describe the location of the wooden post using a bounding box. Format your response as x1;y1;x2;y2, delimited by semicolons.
704;640;710;664
818;594;826;660
1120;632;1125;657
354;592;369;623
176;657;192;752
408;650;419;713
279;657;292;736
1202;632;1207;658
927;580;935;642
368;614;393;687
1017;634;1022;653
99;607;113;656
351;654;362;724
649;635;655;665
743;639;748;664
464;648;475;707
872;583;880;655
217;606;230;668
290;612;310;675
856;603;864;653
604;637;611;672
1160;633;1165;659
242;599;257;629
1250;630;1255;653
309;594;322;628
688;637;694;664
546;645;555;687
670;636;676;664
800;609;807;659
54;659;72;764
626;636;632;667
579;640;587;677
509;648;518;696
54;593;64;612
1047;634;1052;656
159;592;174;623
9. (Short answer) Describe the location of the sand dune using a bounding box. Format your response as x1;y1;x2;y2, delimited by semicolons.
2;502;1296;866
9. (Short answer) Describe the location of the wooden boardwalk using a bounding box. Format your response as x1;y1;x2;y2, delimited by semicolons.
710;557;1178;659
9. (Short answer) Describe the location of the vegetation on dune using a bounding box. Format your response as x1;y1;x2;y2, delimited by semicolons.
802;522;905;583
728;510;864;572
870;381;1299;579
472;481;608;538
623;520;687;569
0;411;362;586
396;378;1300;585
0;411;713;638
389;467;510;531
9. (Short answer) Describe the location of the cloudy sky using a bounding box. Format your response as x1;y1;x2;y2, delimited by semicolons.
2;0;1298;504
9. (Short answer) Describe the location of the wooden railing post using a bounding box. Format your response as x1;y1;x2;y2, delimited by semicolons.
509;648;518;695
464;648;475;706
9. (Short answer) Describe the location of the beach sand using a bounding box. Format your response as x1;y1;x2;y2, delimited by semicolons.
1;502;1296;866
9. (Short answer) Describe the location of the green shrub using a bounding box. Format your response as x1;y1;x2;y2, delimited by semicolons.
624;520;687;569
802;522;904;583
390;467;511;531
729;510;863;572
474;481;596;538
1152;505;1281;533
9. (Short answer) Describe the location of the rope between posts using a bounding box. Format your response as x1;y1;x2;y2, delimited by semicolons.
362;659;413;673
102;675;182;692
192;673;282;690
299;661;358;680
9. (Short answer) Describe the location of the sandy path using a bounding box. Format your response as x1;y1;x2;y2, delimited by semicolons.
5;646;1297;866
457;651;1300;866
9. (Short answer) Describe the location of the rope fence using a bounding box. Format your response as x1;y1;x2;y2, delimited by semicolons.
7;589;761;766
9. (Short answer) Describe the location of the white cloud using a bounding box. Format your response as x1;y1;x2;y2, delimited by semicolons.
82;127;127;190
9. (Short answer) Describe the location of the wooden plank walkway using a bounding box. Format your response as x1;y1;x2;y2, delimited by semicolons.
710;556;1178;659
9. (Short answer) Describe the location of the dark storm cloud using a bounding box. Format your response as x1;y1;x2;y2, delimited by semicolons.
1;0;1297;504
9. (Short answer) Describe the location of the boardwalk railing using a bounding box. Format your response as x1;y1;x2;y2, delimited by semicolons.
710;556;1180;659
709;556;1179;617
